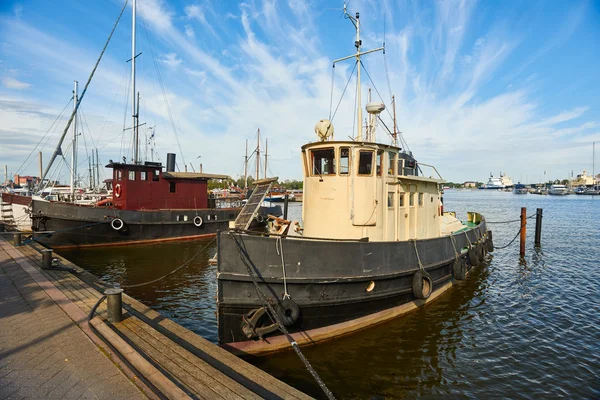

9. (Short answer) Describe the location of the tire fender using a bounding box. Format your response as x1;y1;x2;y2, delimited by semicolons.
453;258;467;280
468;246;480;267
412;270;433;300
276;299;300;327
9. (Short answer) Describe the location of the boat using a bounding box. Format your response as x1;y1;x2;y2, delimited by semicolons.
29;0;239;248
548;184;569;195
216;6;491;356
479;172;514;189
513;183;528;194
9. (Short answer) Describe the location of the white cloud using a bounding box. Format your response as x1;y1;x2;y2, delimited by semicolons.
2;77;31;89
184;24;195;40
159;53;182;69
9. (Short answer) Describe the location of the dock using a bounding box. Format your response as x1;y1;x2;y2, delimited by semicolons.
0;234;312;399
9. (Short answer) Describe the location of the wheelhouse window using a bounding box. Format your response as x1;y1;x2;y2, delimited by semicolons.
387;192;394;208
409;193;414;207
153;170;160;181
117;170;123;181
358;151;374;175
128;171;135;180
388;152;396;175
397;159;404;175
418;193;424;206
169;182;176;193
339;148;350;175
376;151;383;176
311;148;336;176
399;193;405;207
140;171;147;181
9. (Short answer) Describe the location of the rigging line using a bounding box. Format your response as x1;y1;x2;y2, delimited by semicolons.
39;0;129;188
360;60;394;123
140;15;186;167
331;61;358;123
328;64;335;120
352;70;358;140
121;66;132;161
16;96;73;176
98;64;129;139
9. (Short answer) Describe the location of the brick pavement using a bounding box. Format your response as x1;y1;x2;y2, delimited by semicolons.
0;247;147;400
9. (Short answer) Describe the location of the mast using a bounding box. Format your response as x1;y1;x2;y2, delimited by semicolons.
264;138;268;179
244;139;248;189
392;95;398;147
70;80;78;198
594;141;596;188
355;10;362;141
256;128;260;181
96;148;100;189
131;0;138;164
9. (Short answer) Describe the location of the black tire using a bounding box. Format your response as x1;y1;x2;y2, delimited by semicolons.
276;299;300;326
412;270;433;300
487;237;494;252
468;247;479;267
477;243;485;262
453;258;467;280
255;214;265;224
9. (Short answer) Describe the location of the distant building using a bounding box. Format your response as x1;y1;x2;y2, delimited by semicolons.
463;181;477;188
13;174;41;189
574;170;595;186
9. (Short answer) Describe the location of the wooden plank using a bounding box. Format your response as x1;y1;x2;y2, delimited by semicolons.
123;315;261;400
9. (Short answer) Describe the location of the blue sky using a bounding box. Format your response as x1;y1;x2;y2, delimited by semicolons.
1;0;599;185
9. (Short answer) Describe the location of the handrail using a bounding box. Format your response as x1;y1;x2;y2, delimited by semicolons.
415;162;444;180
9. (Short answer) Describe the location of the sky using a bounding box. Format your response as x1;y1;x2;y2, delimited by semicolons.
1;0;599;185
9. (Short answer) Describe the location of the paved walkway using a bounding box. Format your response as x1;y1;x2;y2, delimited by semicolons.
0;246;147;399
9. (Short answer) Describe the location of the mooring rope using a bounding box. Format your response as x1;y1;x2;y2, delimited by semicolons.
450;234;460;260
412;239;425;271
494;223;527;250
21;220;110;246
486;214;537;224
276;236;290;300
231;233;336;400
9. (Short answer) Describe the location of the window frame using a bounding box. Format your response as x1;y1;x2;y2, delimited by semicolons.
387;192;395;209
310;148;337;176
128;170;136;181
169;181;176;193
357;150;374;176
339;147;351;176
388;152;396;176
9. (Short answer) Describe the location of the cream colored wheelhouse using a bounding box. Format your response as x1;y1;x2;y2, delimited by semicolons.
301;140;445;241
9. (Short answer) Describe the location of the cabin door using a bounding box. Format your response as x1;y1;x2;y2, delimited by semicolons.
352;149;377;226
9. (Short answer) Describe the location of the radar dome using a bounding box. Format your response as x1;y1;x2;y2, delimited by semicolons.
366;102;385;115
314;119;334;141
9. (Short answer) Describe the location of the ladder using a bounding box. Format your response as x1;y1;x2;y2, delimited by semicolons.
0;201;16;230
234;177;278;230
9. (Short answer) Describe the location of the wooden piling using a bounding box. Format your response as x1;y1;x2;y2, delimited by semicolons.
534;208;542;247
284;193;289;220
520;207;526;257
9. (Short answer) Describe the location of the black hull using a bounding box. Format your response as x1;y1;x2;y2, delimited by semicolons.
31;200;239;248
216;218;489;355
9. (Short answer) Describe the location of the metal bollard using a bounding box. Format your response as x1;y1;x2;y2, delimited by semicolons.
105;288;124;323
41;249;53;269
13;232;22;246
519;207;527;257
283;193;289;220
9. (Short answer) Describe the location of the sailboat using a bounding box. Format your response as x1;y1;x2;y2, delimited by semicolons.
216;5;491;355
28;0;239;248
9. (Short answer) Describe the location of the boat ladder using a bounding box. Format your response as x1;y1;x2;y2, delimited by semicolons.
0;202;16;230
234;178;278;230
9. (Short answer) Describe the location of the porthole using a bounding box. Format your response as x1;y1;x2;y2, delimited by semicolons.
366;281;376;292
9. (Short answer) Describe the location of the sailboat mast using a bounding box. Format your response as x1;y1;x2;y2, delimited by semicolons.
392;95;398;146
70;80;78;198
264;138;268;179
355;11;362;141
256;129;260;181
244;139;248;189
95;148;100;189
131;0;138;164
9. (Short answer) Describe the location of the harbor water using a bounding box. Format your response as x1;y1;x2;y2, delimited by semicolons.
59;191;600;399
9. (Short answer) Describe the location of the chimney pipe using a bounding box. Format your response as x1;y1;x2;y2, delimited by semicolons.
166;153;176;172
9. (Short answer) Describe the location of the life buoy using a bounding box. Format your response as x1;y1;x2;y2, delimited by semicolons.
114;184;122;198
453;258;467;280
468;246;480;267
412;270;433;300
111;218;124;231
193;216;203;227
276;299;300;326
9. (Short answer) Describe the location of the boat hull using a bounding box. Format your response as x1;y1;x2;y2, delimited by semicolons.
217;219;488;355
31;199;239;248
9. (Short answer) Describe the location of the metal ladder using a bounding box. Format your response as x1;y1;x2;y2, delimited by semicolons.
0;201;16;230
234;177;278;230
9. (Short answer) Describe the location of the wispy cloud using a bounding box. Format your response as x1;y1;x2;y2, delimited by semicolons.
2;77;31;89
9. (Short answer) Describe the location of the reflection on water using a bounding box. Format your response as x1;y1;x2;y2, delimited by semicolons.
59;197;600;398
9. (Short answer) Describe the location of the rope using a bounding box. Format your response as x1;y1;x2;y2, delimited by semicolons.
118;238;216;289
328;64;335;120
486;214;537;224
412;239;425;271
331;61;358;123
236;229;369;242
276;236;290;300
450;234;459;260
464;231;472;248
494;223;526;250
230;234;336;400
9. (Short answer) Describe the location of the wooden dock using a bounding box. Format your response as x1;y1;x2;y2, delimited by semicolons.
1;234;312;400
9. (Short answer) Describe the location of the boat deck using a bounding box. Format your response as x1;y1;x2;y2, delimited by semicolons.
0;233;311;400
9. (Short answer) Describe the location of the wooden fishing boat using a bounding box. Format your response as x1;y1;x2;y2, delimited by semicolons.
216;6;491;356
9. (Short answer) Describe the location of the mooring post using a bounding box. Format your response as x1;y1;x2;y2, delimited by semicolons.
13;232;22;246
105;288;124;323
41;249;53;269
520;207;527;257
534;208;543;247
283;193;289;220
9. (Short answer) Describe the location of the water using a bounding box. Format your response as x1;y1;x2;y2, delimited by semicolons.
58;194;600;399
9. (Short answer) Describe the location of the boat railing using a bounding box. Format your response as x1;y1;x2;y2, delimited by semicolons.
415;163;444;180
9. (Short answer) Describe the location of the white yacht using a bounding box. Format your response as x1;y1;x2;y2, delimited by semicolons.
549;184;568;195
481;173;513;189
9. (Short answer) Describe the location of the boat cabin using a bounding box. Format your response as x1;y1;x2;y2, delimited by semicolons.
301;141;445;241
107;154;228;211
